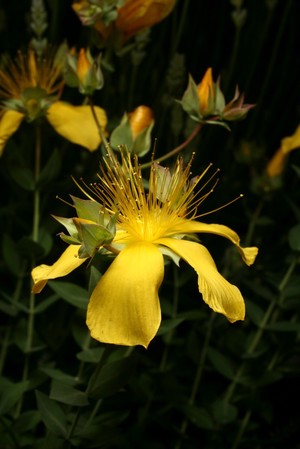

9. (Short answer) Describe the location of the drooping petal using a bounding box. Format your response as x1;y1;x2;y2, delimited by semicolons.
157;238;245;322
47;101;107;151
0;110;24;156
87;242;164;348
31;245;87;293
171;220;258;266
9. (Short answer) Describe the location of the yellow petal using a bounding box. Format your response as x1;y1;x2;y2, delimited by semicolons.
280;124;300;154
31;245;87;293
0;110;24;156
47;101;107;151
87;242;164;348
157;238;245;322
197;67;214;113
265;148;287;177
171;220;258;266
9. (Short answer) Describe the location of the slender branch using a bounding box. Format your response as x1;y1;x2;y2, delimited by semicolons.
88;97;109;149
140;123;202;170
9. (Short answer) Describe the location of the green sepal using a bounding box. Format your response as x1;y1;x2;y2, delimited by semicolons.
75;221;115;258
179;74;202;122
52;215;79;239
133;120;154;157
214;81;226;112
110;114;134;150
71;196;102;222
58;234;81;245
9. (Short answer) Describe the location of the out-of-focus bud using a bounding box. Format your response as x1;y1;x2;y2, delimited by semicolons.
179;67;254;129
63;48;104;95
265;149;286;178
72;0;176;43
110;105;154;156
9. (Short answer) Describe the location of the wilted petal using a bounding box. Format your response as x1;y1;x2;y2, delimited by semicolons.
87;242;164;348
0;110;24;156
172;220;258;266
32;245;87;293
157;238;245;322
47;101;107;151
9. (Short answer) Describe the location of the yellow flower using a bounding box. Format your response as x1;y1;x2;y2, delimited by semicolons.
197;67;215;114
32;150;258;348
73;0;176;42
0;48;107;156
265;124;300;178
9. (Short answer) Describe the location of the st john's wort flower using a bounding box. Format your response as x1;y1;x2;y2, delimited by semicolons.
180;67;254;128
0;48;107;155
32;149;258;348
110;105;154;156
72;0;177;43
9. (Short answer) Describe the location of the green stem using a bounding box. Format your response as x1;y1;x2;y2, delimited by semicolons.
88;97;109;149
224;254;300;445
67;346;112;444
170;0;190;56
15;124;42;418
245;200;264;247
140;123;202;170
174;312;215;449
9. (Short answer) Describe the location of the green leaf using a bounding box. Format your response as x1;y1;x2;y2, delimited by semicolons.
8;165;35;191
0;380;29;414
212;400;238;425
288;224;300;251
77;347;105;363
40;366;78;386
87;355;135;398
183;405;214;430
207;347;235;380
13;410;41;433
38;148;62;188
157;318;185;335
35;390;68;437
34;294;59;313
50;380;89;407
48;281;88;310
246;300;265;326
266;321;300;332
2;234;22;276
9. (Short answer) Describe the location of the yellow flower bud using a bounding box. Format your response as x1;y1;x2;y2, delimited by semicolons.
76;48;92;85
197;67;215;114
128;105;154;140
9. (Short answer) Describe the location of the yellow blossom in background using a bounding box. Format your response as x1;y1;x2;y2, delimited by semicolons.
32;149;258;348
73;0;177;42
266;124;300;178
0;48;107;155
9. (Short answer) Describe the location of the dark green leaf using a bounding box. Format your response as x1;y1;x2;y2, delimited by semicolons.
183;405;214;430
207;347;235;380
77;347;105;363
288;224;300;251
35;390;68;437
50;380;89;407
48;281;88;309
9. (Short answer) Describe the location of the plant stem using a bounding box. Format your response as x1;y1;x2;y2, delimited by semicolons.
225;254;300;447
174;312;215;449
140;123;202;170
15;124;42;418
88;97;109;149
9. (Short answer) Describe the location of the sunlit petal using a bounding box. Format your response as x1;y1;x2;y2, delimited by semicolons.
31;245;87;293
87;242;164;348
172;220;258;266
157;238;245;322
47;101;107;151
0;110;24;156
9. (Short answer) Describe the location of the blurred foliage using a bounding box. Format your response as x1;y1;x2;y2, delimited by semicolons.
0;0;300;448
